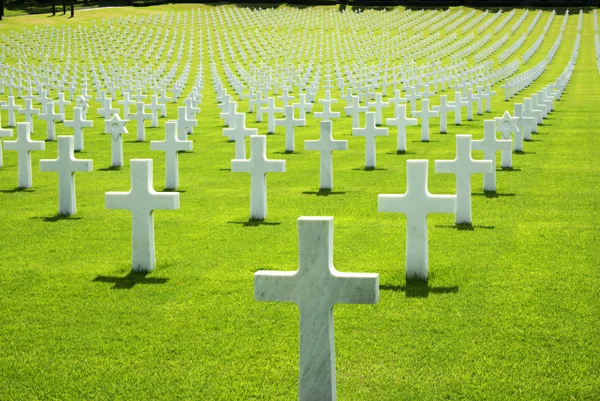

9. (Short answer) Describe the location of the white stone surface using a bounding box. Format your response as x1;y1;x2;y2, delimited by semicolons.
275;105;304;152
231;135;285;220
471;120;512;192
435;135;493;224
254;216;379;401
305;121;348;190
378;160;456;280
223;112;258;159
4;122;45;188
412;99;438;142
352;111;388;169
39;136;93;216
105;159;180;272
386;104;418;153
150;121;193;190
63;107;93;152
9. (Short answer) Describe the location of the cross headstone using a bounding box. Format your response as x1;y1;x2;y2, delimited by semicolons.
471;120;512;192
305;121;348;190
39;136;93;216
386;104;418;153
448;92;469;125
514;104;535;141
105;159;180;272
130;102;153;142
38;102;64;141
262;97;283;134
352;111;388;169
412;98;438;142
150;121;193;190
18;100;40;133
176;106;196;141
231;135;286;220
275;105;304;152
378;160;456;280
293;93;312;124
431;95;450;134
367;93;389;125
104;114;129;168
344;95;367;129
3;122;45;188
223;112;258;159
254;216;379;401
435;135;493;224
314;100;340;122
1;96;22;127
64;107;93;152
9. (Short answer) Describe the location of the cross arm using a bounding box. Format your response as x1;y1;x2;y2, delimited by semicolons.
254;270;297;303
332;271;379;305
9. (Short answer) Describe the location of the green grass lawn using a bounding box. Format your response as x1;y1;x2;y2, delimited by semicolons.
0;5;599;400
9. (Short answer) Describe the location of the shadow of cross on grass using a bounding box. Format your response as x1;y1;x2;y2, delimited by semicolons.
380;281;459;298
93;271;168;290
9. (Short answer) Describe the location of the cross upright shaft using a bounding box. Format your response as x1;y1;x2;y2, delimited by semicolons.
255;217;379;401
105;159;179;272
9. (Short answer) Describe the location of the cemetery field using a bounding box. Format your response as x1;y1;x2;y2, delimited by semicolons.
0;4;599;400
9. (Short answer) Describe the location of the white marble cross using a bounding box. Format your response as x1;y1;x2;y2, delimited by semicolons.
367;93;389;125
104;114;129;168
378;160;456;280
231;135;286;220
254;216;379;401
494;111;522;152
412;98;438;142
471;120;512;192
150;121;193;190
39;136;93;216
64;107;93;152
275;105;304;152
4;122;45;188
386;104;418;153
344;95;367;129
223;112;258;159
98;98;119;120
262;97;283;134
522;98;542;131
314;99;340;122
432;95;450;134
1;96;22;127
305;121;348;190
0;125;13;167
177;106;196;141
38;102;64;141
435;135;493;224
449;92;469;125
293;93;312;124
106;159;180;272
117;92;135;119
465;88;480;121
514;104;535;141
352;111;388;169
18;100;40;133
130;102;153;142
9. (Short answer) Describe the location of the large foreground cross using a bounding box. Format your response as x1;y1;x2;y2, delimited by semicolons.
105;159;180;272
255;216;379;401
378;160;456;280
